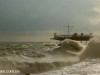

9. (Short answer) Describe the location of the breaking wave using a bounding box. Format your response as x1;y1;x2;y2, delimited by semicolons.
3;38;100;74
0;40;84;58
30;37;100;75
0;57;75;74
0;40;84;74
80;37;100;60
49;39;85;56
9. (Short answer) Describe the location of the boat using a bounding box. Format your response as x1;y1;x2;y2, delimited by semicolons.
50;24;94;43
51;32;93;43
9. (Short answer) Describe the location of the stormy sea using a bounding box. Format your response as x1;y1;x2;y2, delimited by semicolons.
1;37;100;75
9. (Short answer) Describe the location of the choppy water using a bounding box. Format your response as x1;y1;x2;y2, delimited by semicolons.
1;38;100;75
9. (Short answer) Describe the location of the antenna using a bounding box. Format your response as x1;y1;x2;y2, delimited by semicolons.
64;23;73;37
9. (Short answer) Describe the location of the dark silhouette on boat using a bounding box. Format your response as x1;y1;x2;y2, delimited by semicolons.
51;32;93;43
51;23;94;44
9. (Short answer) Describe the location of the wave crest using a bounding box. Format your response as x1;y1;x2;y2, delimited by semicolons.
80;38;100;60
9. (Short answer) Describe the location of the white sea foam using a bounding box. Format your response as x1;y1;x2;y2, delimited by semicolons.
2;38;100;74
31;58;100;75
31;37;100;75
0;40;83;74
0;56;78;74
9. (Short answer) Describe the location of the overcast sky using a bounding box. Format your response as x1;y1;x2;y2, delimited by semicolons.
0;0;100;42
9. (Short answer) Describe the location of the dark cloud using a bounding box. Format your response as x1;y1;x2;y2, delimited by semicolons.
0;0;99;41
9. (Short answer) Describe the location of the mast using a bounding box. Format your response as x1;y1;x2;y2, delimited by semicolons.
64;23;73;37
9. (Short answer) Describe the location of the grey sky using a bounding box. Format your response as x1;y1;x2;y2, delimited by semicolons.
0;0;100;42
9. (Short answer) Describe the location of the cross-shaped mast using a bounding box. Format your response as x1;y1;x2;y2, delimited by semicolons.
64;23;73;37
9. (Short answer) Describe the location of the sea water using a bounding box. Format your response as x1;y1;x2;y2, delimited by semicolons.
0;38;100;75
